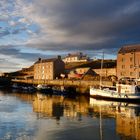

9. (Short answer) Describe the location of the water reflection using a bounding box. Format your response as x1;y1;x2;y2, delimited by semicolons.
0;91;36;140
32;93;89;121
0;89;140;140
90;98;140;140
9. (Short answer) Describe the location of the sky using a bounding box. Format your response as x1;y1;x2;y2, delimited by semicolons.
0;0;140;72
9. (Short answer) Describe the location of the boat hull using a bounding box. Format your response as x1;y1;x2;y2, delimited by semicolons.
90;94;140;103
38;88;53;93
90;88;140;103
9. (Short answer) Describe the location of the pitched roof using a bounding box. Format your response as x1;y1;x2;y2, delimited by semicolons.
34;58;57;64
118;44;140;54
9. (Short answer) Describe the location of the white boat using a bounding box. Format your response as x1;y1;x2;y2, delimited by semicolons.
36;84;52;93
90;83;140;101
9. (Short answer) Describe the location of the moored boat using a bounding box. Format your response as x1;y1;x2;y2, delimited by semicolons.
90;80;140;102
36;84;53;93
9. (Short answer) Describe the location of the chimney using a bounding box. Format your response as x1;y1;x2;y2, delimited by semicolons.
38;57;41;61
57;55;61;59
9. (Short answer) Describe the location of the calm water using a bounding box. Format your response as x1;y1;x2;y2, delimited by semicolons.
0;89;140;140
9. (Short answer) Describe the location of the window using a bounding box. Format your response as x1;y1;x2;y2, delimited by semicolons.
130;65;133;68
130;57;133;62
122;65;125;69
130;72;133;76
120;72;125;76
122;58;125;62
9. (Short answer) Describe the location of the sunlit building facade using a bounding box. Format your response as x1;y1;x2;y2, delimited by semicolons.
34;56;65;80
117;44;140;80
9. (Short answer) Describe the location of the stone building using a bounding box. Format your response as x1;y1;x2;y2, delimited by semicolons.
34;56;65;80
117;44;140;80
93;68;116;77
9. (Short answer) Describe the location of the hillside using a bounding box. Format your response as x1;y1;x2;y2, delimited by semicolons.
5;65;34;79
65;60;116;70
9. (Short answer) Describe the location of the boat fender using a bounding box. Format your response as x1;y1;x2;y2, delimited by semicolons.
118;93;121;98
124;103;128;107
124;94;128;98
111;92;114;96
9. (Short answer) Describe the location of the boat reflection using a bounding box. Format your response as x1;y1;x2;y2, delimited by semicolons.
89;98;140;140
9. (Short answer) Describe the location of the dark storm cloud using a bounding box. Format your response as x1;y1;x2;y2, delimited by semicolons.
27;37;119;58
2;0;140;53
0;46;19;55
38;0;140;52
16;51;47;61
48;0;140;35
0;45;52;62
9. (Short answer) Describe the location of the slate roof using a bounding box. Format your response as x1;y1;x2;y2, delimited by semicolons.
118;44;140;54
34;58;58;64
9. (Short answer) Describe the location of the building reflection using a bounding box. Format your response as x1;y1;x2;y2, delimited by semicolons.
32;93;89;121
52;103;64;121
116;107;140;140
89;98;140;140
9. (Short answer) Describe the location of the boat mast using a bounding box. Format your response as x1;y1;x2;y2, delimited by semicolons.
100;52;104;89
99;106;103;140
134;49;138;85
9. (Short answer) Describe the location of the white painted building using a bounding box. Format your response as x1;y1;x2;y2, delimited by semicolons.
63;52;89;63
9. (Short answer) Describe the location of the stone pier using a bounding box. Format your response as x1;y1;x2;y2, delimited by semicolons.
12;79;113;94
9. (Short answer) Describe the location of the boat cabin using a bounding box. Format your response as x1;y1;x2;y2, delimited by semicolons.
116;78;140;94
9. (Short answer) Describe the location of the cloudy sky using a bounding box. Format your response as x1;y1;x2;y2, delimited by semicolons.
0;0;140;72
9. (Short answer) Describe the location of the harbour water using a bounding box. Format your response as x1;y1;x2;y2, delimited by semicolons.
0;89;140;140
